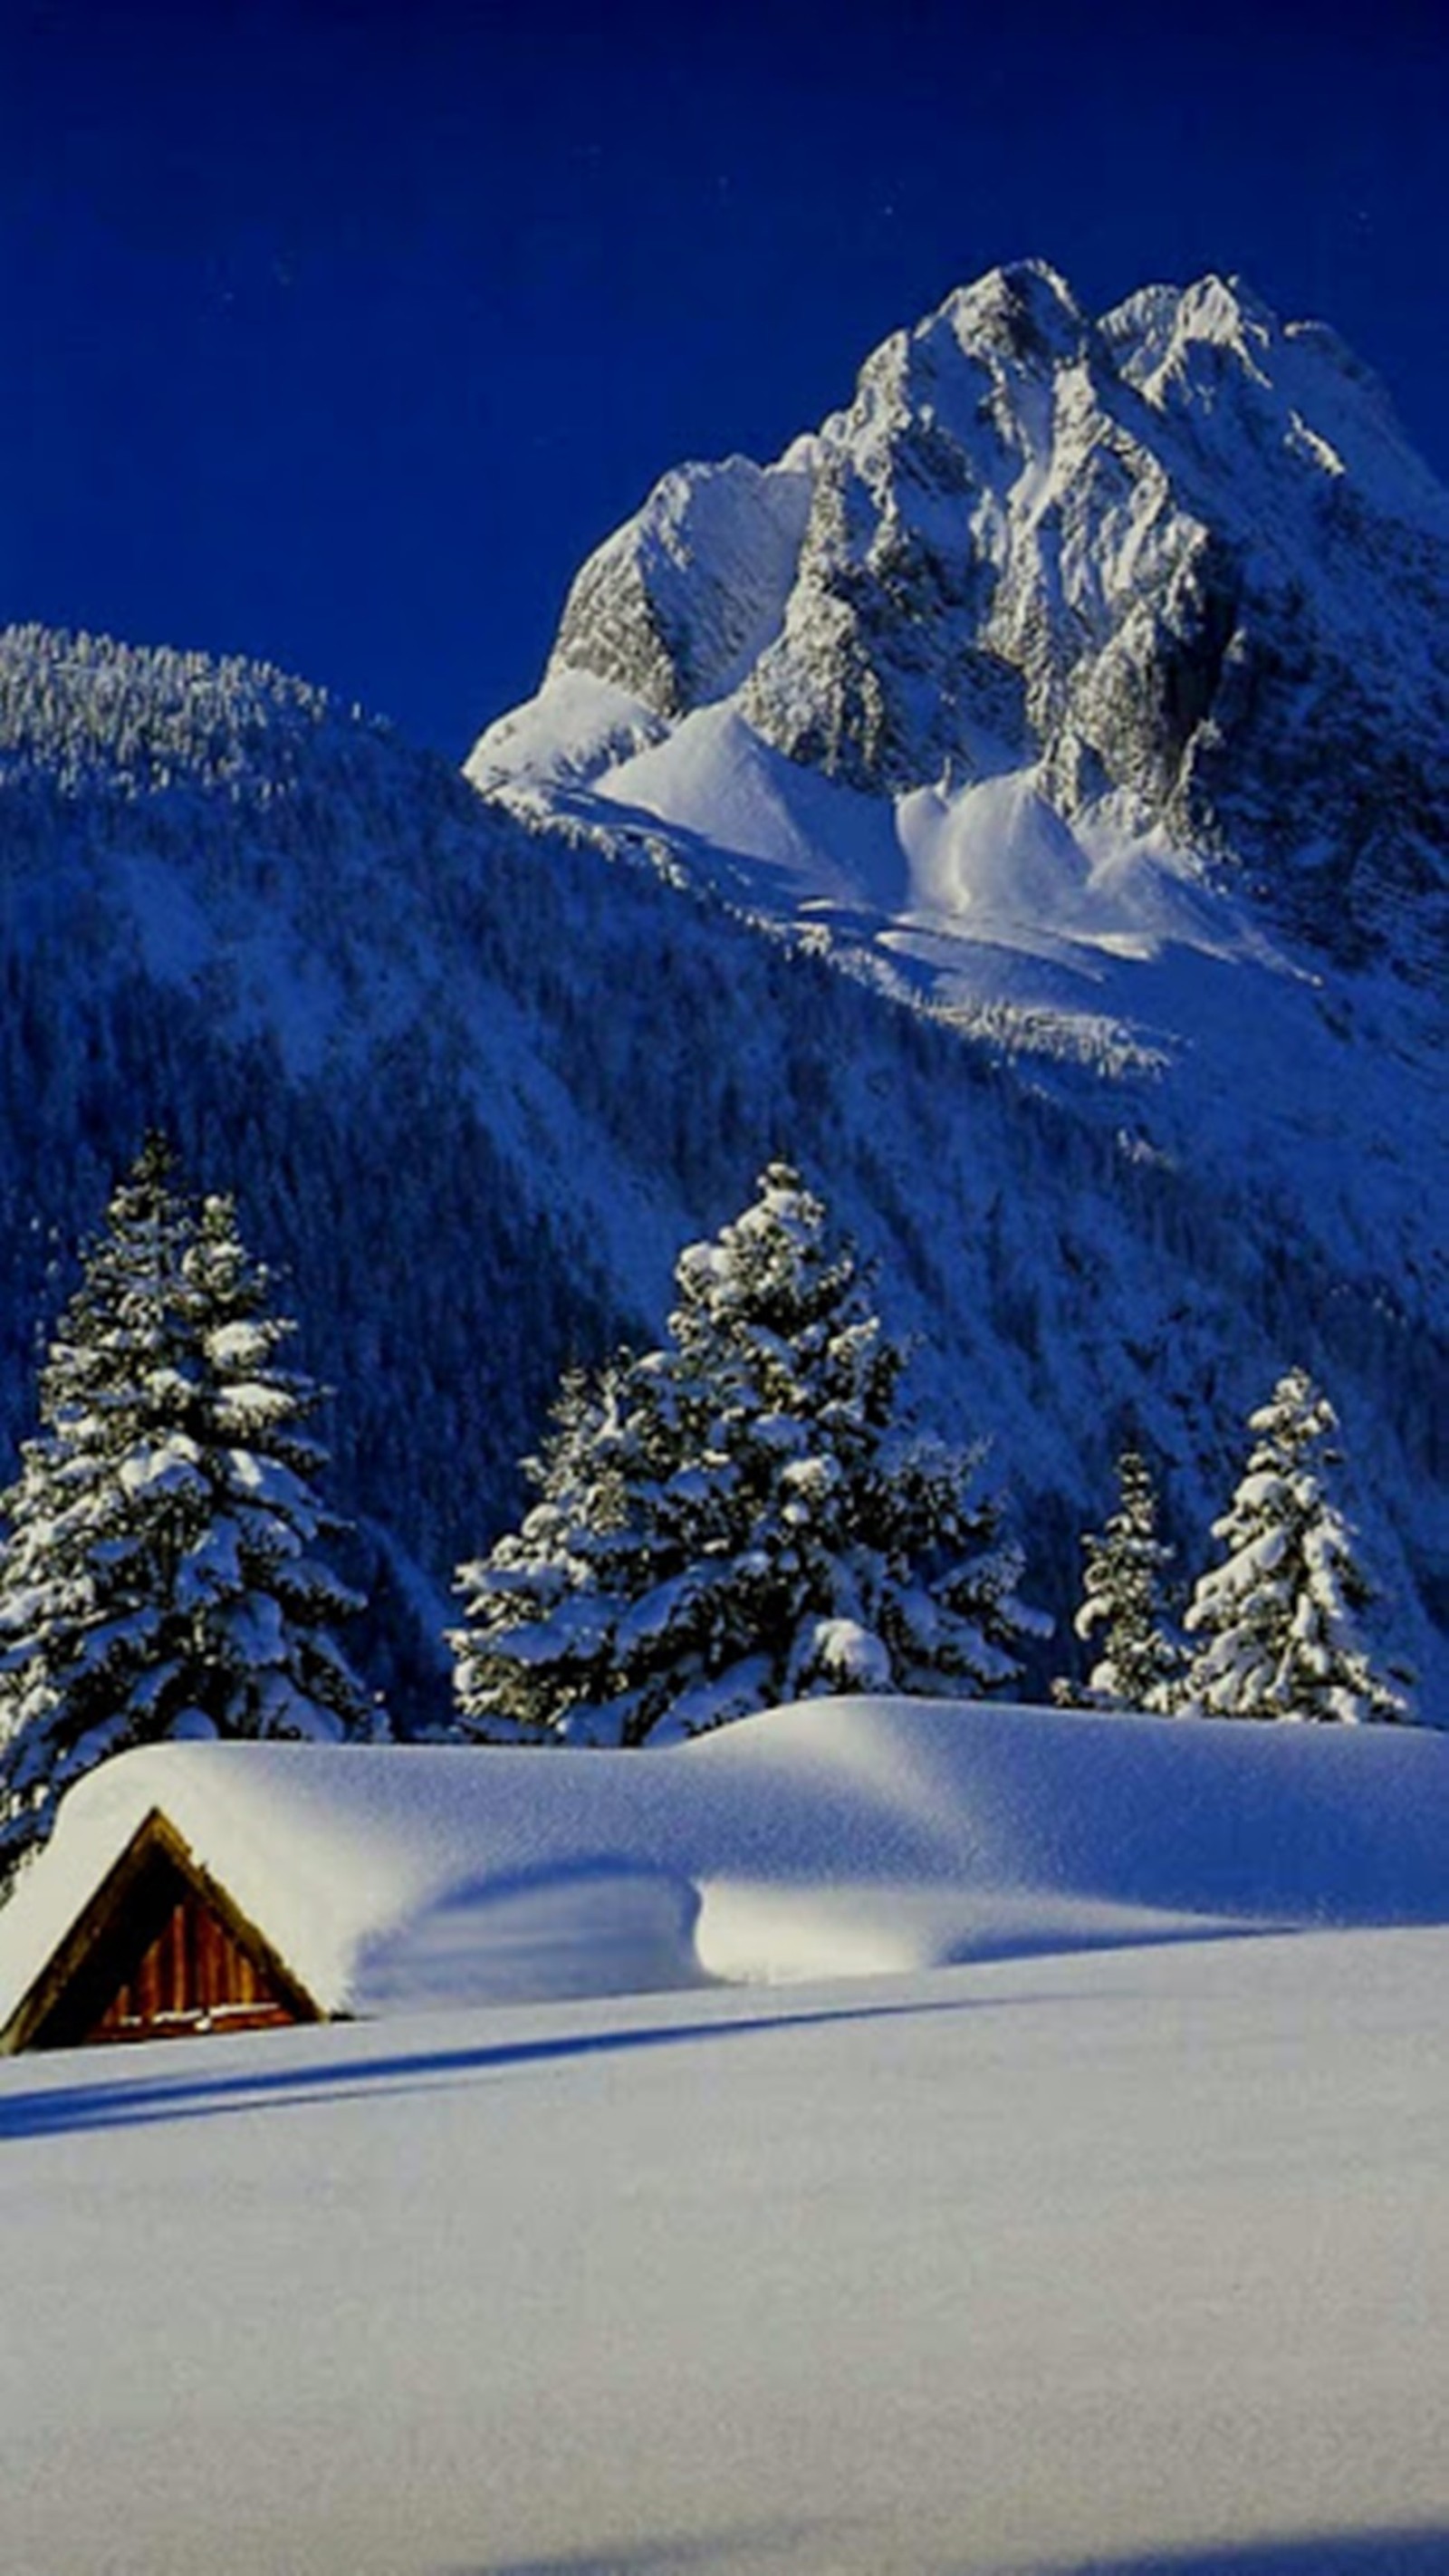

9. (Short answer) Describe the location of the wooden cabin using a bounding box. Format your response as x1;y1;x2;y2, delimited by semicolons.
0;1807;321;2053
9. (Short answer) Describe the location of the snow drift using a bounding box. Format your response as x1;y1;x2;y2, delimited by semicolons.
6;1697;1449;2031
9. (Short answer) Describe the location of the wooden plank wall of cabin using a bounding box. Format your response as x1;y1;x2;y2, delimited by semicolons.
89;1883;296;2041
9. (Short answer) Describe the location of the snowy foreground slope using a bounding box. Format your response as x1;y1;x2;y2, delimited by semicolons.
8;1710;1449;2555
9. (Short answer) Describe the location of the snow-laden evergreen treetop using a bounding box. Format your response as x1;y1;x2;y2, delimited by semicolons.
1181;1367;1407;1725
0;1137;377;1883
1063;1447;1182;1712
450;1162;1044;1745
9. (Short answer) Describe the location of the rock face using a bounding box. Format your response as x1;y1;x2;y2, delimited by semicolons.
479;262;1449;972
546;455;816;723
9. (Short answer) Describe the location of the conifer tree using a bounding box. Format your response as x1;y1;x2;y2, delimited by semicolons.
0;1138;376;1881
1067;1448;1183;1711
1181;1367;1406;1724
451;1162;1043;1745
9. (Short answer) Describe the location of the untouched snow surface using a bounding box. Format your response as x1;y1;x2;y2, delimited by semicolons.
6;1931;1449;2572
6;1698;1449;2029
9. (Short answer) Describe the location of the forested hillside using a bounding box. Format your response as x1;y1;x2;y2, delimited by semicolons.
0;625;1440;1721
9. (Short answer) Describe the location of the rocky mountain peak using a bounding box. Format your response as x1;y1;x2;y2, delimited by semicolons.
538;453;814;732
475;262;1449;971
1106;271;1274;388
937;258;1086;370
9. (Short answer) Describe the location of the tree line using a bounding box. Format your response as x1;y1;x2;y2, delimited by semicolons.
0;1143;1409;1888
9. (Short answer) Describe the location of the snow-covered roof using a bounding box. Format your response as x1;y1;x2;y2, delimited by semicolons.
4;1697;1449;2032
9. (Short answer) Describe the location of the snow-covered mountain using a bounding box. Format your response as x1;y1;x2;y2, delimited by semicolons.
465;264;1448;1709
474;262;1449;974
2;266;1445;1725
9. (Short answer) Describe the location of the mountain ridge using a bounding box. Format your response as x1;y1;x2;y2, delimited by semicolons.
473;261;1449;977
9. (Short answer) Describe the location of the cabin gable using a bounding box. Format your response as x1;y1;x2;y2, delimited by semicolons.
1;1809;323;2052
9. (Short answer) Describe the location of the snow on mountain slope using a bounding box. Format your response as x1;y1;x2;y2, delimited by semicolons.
590;697;1252;966
5;1697;1449;2032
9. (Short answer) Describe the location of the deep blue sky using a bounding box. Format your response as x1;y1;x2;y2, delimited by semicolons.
5;0;1447;759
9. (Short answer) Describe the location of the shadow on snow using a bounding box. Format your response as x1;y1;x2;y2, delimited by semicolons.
454;2532;1449;2575
0;1988;993;2139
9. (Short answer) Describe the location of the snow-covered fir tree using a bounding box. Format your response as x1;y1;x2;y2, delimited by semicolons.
1181;1367;1407;1725
450;1162;1043;1745
0;1138;377;1882
1063;1448;1183;1711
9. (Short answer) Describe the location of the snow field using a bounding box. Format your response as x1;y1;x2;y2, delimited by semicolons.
5;1927;1449;2573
